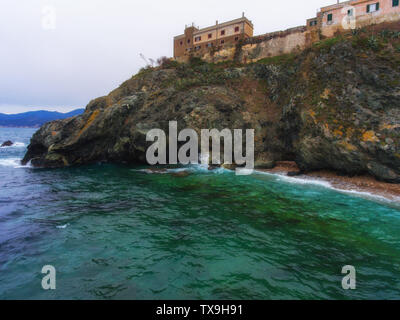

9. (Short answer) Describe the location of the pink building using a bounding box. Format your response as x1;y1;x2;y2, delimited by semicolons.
308;0;400;37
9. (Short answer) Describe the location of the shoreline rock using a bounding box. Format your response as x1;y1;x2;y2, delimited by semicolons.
259;162;400;201
1;140;13;147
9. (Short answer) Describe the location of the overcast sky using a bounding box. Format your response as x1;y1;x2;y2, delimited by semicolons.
0;0;336;114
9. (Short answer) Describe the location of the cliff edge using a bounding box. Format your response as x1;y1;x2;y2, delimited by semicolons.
23;28;400;182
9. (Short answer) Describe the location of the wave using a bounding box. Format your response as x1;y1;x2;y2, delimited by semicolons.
0;158;31;168
0;142;26;148
257;171;332;188
56;223;69;229
133;165;229;175
254;170;400;205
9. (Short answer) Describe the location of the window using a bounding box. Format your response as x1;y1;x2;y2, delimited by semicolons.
367;3;380;13
347;9;354;16
235;26;240;32
235;36;239;41
327;13;333;22
180;41;183;46
208;33;212;39
394;0;399;7
195;45;201;51
221;40;225;44
187;39;191;44
207;43;213;48
194;36;201;42
221;30;225;36
309;20;317;26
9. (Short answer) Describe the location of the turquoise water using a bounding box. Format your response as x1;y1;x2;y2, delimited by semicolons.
0;127;400;300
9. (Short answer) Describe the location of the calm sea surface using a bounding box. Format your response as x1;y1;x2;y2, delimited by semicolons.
0;127;400;299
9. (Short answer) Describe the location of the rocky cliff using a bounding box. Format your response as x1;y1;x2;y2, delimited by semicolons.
23;27;400;182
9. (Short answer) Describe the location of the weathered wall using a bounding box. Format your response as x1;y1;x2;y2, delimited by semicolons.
240;27;314;63
200;27;317;64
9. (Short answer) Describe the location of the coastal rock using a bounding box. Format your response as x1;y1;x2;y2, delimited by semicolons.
170;171;191;177
1;140;13;147
22;30;400;183
287;171;303;177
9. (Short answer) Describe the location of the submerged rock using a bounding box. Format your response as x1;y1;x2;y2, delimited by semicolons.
22;29;400;183
1;140;13;147
170;171;191;178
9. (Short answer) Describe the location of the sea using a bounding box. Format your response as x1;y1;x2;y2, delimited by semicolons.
0;127;400;299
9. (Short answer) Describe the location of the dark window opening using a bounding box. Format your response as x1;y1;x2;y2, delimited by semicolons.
367;3;380;13
348;9;353;16
327;13;333;22
393;0;399;7
221;30;225;36
309;20;317;26
208;33;212;39
187;39;191;44
221;40;225;44
235;26;240;32
235;37;239;41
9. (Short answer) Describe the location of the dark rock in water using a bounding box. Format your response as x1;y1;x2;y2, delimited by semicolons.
21;32;400;183
221;163;237;170
208;165;220;171
170;171;190;177
1;140;13;147
287;171;303;177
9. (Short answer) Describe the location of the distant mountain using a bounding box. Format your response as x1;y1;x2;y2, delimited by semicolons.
0;109;85;128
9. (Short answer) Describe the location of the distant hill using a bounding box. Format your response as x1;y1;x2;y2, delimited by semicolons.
0;109;85;128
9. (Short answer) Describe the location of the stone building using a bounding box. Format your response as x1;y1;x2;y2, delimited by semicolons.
173;0;400;62
173;13;253;60
307;0;400;37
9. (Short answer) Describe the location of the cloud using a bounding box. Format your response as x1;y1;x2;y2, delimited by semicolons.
0;0;334;113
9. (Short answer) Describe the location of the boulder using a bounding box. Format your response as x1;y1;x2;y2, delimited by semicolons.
1;140;13;147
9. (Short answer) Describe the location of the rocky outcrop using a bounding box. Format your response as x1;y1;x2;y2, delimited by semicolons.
1;141;13;147
23;28;400;182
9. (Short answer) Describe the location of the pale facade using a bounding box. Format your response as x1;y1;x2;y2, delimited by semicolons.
308;0;400;37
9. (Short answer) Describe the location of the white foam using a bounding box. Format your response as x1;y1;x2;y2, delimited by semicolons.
0;142;26;148
256;170;332;188
135;168;168;174
133;164;230;175
254;170;400;205
56;224;69;229
0;158;31;168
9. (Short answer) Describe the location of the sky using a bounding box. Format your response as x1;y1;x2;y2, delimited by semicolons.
0;0;337;114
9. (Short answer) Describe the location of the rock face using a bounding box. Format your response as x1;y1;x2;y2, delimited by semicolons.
1;141;13;147
23;30;400;182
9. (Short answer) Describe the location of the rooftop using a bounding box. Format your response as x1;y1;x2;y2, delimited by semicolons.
174;16;253;40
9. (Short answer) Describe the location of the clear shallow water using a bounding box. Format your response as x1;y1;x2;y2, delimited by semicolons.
0;127;400;300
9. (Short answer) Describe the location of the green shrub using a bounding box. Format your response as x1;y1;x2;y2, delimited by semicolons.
188;56;206;67
367;36;381;51
157;56;179;69
313;37;342;51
